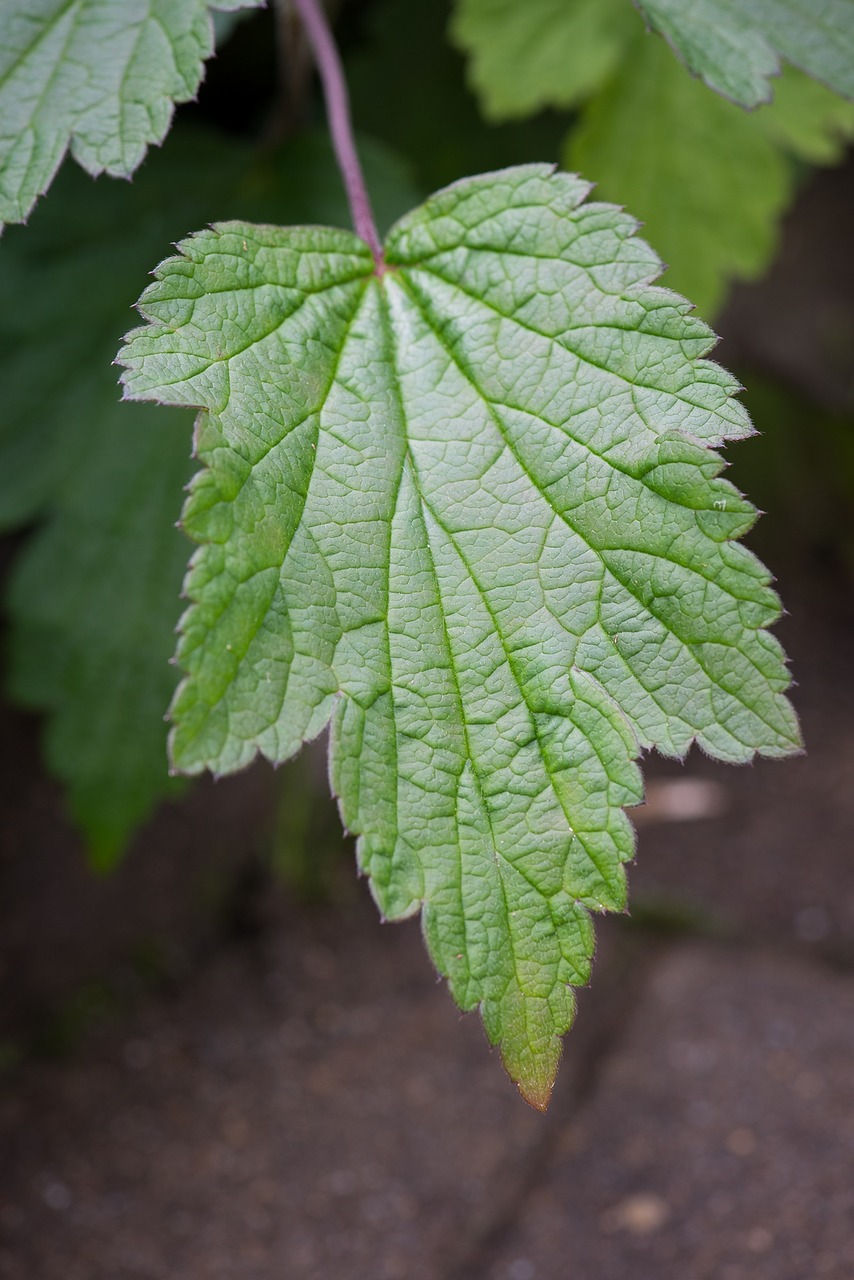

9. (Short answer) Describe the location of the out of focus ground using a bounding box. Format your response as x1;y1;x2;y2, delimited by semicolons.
1;162;854;1279
2;563;854;1280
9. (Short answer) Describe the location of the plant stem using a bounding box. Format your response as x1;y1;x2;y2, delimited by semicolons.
290;0;383;267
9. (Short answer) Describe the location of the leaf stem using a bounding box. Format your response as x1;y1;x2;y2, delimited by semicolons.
290;0;383;268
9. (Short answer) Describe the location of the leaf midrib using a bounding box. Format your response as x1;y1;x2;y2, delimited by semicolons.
377;282;533;1012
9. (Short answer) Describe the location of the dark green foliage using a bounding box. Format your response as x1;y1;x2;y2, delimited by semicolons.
0;126;418;862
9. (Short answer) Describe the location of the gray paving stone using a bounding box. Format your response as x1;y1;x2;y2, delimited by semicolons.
0;900;548;1280
474;942;854;1280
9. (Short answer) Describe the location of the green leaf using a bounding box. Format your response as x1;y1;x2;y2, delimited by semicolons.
0;0;262;229
756;65;854;163
567;35;793;317
119;165;799;1104
567;41;854;318
635;0;854;108
450;0;854;317
6;408;193;870
0;124;419;865
450;0;633;120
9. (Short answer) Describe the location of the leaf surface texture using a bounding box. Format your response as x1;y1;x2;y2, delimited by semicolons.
120;166;800;1103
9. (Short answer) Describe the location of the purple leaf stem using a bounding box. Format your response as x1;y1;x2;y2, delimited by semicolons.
290;0;384;268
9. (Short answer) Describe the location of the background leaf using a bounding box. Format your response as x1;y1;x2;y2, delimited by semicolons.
5;409;193;871
755;65;854;163
0;124;418;864
566;34;792;317
635;0;854;108
119;165;799;1103
450;0;854;317
568;50;854;315
0;0;263;228
450;0;632;121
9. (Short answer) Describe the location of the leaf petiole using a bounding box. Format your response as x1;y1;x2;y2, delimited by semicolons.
290;0;384;268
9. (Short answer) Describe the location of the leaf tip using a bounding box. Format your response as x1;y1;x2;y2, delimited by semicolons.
516;1076;554;1113
501;1033;561;1113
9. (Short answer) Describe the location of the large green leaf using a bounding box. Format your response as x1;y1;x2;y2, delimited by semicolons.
0;126;418;865
0;0;262;228
568;48;854;317
756;65;854;163
120;165;799;1103
450;0;632;120
635;0;854;108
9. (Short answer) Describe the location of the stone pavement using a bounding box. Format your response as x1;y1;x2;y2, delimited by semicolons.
476;944;854;1280
1;906;853;1279
1;574;853;1279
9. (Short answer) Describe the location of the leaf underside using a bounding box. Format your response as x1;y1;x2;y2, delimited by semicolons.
120;165;800;1106
0;0;262;229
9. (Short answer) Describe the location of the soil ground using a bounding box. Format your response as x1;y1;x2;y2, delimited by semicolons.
1;569;852;1280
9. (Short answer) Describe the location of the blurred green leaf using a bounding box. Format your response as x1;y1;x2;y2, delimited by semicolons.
567;46;854;317
636;0;854;109
567;34;792;316
450;0;632;120
446;0;854;318
0;124;419;865
6;409;193;870
756;65;854;163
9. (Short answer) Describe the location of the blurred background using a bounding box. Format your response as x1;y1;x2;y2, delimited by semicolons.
1;2;853;1277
